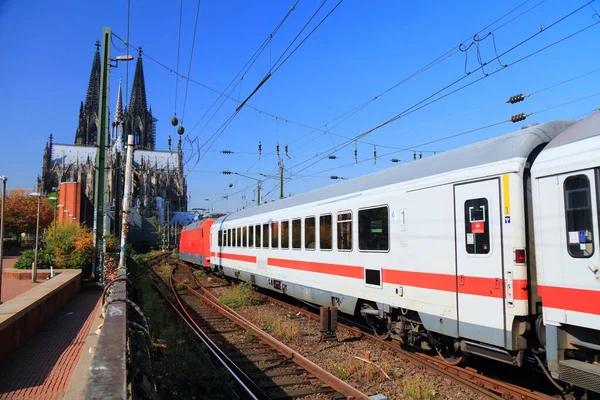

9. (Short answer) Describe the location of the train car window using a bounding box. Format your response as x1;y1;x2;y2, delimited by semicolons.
281;220;290;249
255;224;261;248
464;198;490;254
564;175;595;258
227;229;232;247
359;206;389;251
292;219;301;249
320;214;332;250
237;227;242;247
243;226;247;248
249;225;254;248
262;223;269;248
305;217;316;250
272;221;279;249
218;230;223;247
337;211;352;251
232;228;237;248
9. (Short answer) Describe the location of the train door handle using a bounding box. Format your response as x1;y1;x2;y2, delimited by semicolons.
588;265;600;281
459;275;465;285
495;278;501;289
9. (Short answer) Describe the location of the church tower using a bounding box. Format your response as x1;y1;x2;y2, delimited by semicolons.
124;47;155;150
74;41;101;145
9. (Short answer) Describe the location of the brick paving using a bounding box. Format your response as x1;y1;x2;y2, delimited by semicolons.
0;291;102;400
1;279;38;303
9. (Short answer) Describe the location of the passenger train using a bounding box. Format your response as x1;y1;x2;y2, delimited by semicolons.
180;113;600;394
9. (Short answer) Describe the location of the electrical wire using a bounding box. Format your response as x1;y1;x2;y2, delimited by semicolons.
288;4;599;175
174;0;184;117
181;0;202;124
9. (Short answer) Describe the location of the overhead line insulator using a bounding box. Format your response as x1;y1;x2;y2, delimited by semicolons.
506;93;530;104
328;155;338;160
509;112;532;123
220;150;233;154
390;158;400;163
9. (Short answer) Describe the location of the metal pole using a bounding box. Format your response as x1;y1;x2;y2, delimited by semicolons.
119;135;134;268
33;194;41;283
0;176;6;303
93;27;111;283
279;163;284;200
257;181;262;206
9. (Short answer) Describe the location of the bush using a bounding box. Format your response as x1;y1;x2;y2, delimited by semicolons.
14;249;51;269
45;222;93;270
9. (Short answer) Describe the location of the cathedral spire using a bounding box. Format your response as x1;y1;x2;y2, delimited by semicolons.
129;47;148;115
114;77;123;124
124;46;154;150
74;41;101;145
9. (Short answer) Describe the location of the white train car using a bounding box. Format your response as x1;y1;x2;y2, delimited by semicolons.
532;112;600;392
209;119;577;368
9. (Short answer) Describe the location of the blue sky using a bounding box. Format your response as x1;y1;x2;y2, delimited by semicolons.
0;0;598;213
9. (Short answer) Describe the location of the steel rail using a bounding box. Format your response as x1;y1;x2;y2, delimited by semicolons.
146;266;263;400
181;260;554;400
183;268;370;400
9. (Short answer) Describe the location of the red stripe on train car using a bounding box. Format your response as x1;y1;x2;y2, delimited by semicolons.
214;252;257;263
538;285;600;315
382;270;528;300
267;257;364;279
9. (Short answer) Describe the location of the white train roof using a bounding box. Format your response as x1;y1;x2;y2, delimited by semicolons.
532;112;600;178
218;120;575;223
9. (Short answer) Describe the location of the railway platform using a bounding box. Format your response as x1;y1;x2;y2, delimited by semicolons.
0;257;105;400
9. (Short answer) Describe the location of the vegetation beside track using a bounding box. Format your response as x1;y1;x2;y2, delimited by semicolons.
129;255;233;399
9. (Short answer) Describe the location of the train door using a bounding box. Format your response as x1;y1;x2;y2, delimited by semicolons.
542;169;600;328
454;179;506;347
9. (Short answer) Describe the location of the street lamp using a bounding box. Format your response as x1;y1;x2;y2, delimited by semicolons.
0;175;7;303
29;192;43;283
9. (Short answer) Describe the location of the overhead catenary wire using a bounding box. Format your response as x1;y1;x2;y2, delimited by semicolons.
288;4;599;175
292;92;600;182
111;0;546;162
181;0;202;124
174;0;184;117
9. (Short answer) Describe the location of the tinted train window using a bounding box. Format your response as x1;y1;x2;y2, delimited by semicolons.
565;175;594;258
249;225;254;248
243;226;247;248
218;230;222;247
272;221;279;249
262;223;269;248
281;220;289;249
320;214;332;250
232;228;237;247
237;227;242;247
292;219;301;249
255;224;261;248
359;206;389;251
337;212;352;251
465;198;490;254
305;217;316;250
227;229;232;247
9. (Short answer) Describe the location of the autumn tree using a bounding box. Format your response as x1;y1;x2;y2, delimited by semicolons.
2;189;54;238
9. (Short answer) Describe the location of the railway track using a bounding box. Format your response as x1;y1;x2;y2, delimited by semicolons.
147;257;370;400
167;256;558;400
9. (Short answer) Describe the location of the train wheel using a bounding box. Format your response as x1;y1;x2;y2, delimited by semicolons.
435;343;464;366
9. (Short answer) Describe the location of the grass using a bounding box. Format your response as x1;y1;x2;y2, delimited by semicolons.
130;260;233;399
193;269;206;278
156;264;173;279
257;313;300;340
402;376;436;400
176;282;186;290
218;283;256;308
242;331;255;343
331;362;349;380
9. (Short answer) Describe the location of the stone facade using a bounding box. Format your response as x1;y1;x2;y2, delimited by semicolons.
41;43;187;234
